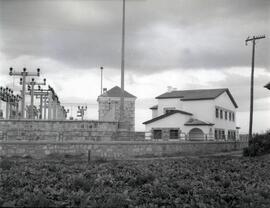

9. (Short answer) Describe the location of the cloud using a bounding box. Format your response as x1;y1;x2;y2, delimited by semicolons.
0;0;269;73
206;67;270;112
0;0;269;133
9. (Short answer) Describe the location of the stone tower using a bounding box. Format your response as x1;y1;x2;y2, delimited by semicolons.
97;86;136;131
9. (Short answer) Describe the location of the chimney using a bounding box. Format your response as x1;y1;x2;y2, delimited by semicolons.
103;88;107;94
167;86;177;92
167;86;173;92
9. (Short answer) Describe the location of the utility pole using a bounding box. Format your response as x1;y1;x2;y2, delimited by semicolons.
100;66;104;95
32;86;50;119
46;85;63;120
245;35;266;150
4;88;13;119
9;67;40;118
0;87;20;119
47;86;55;120
26;78;46;119
0;87;3;119
77;106;87;120
119;0;126;129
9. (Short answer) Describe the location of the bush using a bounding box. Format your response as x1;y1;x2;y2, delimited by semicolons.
0;159;14;170
243;132;270;157
18;193;53;208
71;175;92;192
103;193;130;208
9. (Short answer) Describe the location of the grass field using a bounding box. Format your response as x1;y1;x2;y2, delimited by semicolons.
0;154;270;207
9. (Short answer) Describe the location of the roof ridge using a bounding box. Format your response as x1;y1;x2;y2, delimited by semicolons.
143;110;193;125
165;88;228;92
100;86;136;98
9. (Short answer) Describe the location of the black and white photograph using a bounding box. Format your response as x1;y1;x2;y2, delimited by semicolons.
0;0;269;207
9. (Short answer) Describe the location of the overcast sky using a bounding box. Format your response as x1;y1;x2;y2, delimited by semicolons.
0;0;269;133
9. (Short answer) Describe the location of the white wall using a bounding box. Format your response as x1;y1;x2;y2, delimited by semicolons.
182;125;212;136
182;99;215;123
145;112;212;139
157;98;183;116
145;113;191;132
214;92;237;132
152;109;158;118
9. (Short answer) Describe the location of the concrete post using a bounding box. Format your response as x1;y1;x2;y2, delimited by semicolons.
39;95;43;119
5;98;9;119
15;102;19;119
21;74;26;119
30;82;35;119
0;99;2;119
53;100;57;120
48;92;52;120
43;97;47;120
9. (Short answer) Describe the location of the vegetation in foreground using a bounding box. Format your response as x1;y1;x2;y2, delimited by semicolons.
0;155;270;208
243;132;270;157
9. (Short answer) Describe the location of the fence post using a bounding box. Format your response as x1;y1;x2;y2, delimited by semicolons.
234;139;237;150
58;132;64;142
4;132;7;141
88;150;91;163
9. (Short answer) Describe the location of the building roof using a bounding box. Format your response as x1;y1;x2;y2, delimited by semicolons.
184;118;214;126
143;110;193;125
155;88;238;108
99;86;136;98
150;105;158;110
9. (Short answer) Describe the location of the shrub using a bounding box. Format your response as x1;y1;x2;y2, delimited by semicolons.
0;159;14;170
71;175;92;192
17;193;54;208
243;132;270;157
128;173;155;186
94;157;108;163
103;193;130;208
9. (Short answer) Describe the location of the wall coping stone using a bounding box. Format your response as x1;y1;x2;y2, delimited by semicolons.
0;119;118;124
0;141;247;145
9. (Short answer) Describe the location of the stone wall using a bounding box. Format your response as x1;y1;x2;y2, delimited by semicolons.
0;141;248;159
0;120;119;141
98;97;135;131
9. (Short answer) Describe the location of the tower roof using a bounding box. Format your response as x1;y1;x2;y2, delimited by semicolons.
100;86;136;98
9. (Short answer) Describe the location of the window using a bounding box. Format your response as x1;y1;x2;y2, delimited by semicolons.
216;108;219;118
153;130;162;140
220;109;223;119
229;112;231;121
215;129;225;140
163;107;176;114
170;129;179;139
221;130;225;140
232;113;235;121
225;111;228;120
228;130;236;140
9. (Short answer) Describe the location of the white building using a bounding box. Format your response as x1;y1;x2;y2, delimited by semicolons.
143;88;239;141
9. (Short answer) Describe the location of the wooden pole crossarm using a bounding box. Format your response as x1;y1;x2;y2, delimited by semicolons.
245;35;266;45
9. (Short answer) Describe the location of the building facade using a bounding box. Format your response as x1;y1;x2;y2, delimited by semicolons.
97;86;136;131
143;88;239;141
